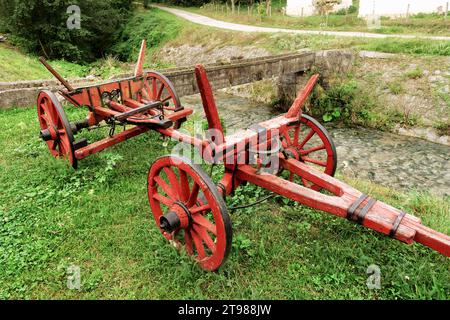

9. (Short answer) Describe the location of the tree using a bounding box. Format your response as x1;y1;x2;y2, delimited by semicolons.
0;0;133;62
266;0;271;16
313;0;341;16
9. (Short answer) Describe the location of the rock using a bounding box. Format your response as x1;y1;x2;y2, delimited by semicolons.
0;35;6;42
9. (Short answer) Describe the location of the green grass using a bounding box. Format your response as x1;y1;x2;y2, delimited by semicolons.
165;18;450;57
1;6;449;83
0;106;449;299
0;8;181;82
110;7;183;66
0;44;90;82
186;5;450;36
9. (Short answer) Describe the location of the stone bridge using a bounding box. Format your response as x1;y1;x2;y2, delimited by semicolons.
0;50;353;109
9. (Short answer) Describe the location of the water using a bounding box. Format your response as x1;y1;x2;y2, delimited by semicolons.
181;92;450;197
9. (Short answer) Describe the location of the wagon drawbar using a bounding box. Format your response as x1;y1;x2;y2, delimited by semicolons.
37;40;450;271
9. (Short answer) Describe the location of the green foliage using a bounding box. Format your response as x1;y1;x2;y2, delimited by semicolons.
163;0;211;6
361;39;450;56
311;80;360;123
405;67;424;80
0;0;133;62
387;81;404;95
0;44;90;81
110;8;182;62
335;5;358;15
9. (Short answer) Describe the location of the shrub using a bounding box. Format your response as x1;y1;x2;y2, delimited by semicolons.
0;0;133;62
311;80;375;124
110;8;182;62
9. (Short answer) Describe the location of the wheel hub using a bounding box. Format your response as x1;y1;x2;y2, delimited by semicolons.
284;147;301;161
40;126;58;141
159;202;192;233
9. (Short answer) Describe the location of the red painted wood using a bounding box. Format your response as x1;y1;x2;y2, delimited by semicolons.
148;155;231;270
195;65;224;135
286;74;319;118
75;126;150;160
134;40;146;77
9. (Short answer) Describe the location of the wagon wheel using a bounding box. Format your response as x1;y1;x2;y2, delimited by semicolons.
281;114;337;191
37;90;77;169
147;155;232;271
142;71;185;129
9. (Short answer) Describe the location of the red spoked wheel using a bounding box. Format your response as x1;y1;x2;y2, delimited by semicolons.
281;114;337;191
147;155;232;271
141;71;185;129
37;90;77;168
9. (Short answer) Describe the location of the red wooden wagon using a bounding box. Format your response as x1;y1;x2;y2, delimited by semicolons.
38;41;450;271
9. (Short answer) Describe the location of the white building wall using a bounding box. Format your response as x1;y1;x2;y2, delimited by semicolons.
286;0;315;17
286;0;353;17
359;0;449;18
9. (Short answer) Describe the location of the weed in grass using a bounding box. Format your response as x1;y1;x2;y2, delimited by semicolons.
433;120;450;136
405;67;424;79
387;81;404;95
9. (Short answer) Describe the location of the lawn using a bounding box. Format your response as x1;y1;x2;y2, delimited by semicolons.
0;106;448;299
185;3;450;37
0;8;183;82
0;43;91;82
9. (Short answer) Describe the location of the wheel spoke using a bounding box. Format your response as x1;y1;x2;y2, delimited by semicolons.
157;83;165;100
163;167;181;198
187;182;200;207
192;214;217;235
153;193;174;207
289;172;294;182
40;108;51;125
303;156;327;167
184;230;194;254
154;175;178;200
283;131;292;146
43;100;54;124
300;144;325;156
179;169;191;202
48;100;59;126
293;124;300;145
299;129;315;149
49;140;58;152
152;78;157;100
161;95;172;103
190;204;210;215
193;224;216;252
191;229;206;260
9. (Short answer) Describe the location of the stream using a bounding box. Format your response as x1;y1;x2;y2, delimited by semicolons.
181;92;450;198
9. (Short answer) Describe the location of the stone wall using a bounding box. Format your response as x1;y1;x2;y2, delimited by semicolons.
0;50;354;110
0;51;315;109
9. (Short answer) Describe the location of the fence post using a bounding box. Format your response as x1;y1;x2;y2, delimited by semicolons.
445;2;449;20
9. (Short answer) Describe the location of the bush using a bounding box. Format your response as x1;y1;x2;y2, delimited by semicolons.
110;8;182;62
0;0;133;62
311;80;373;125
161;0;211;6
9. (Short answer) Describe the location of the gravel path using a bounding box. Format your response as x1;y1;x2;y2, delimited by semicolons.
155;5;450;41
